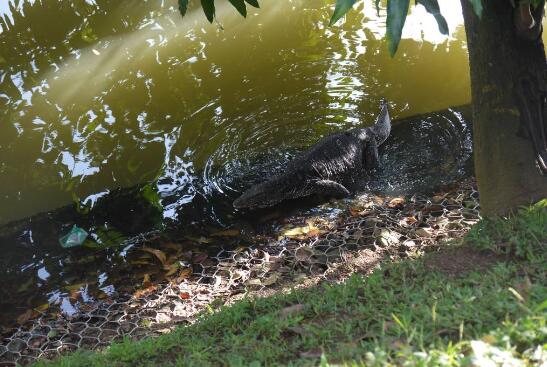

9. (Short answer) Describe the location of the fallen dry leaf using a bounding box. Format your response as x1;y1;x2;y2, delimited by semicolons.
161;242;182;251
143;274;152;288
35;303;50;313
281;224;323;239
211;229;240;237
280;304;304;317
185;236;212;244
388;197;405;208
432;195;445;203
141;247;168;266
423;204;444;214
192;253;208;264
172;267;193;284
287;326;306;335
299;348;323;358
164;262;183;276
295;247;314;262
130;259;152;266
133;285;157;299
245;279;262;286
399;216;418;227
415;228;433;237
372;196;385;205
262;273;279;286
179;292;191;300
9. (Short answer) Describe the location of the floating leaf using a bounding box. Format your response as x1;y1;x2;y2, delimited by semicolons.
16;310;34;325
386;0;410;56
17;277;34;293
83;227;126;249
141;183;163;211
228;0;247;17
329;0;358;26
201;0;215;23
65;283;86;292
467;0;483;18
245;0;259;8
141;247;168;266
178;0;189;17
80;25;98;43
417;0;448;35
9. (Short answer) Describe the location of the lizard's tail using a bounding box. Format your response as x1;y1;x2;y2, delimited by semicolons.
233;175;288;209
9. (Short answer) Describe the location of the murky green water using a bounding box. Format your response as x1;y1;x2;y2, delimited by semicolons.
0;0;479;327
0;0;472;225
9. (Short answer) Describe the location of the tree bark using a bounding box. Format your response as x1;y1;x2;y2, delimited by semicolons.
460;0;547;216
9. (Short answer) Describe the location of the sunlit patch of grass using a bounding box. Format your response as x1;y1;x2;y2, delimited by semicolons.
34;201;547;367
466;199;546;261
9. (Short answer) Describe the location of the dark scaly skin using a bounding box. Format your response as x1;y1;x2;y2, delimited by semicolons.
233;100;391;209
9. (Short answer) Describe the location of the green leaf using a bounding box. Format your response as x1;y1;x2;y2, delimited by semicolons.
386;0;410;56
228;0;247;17
467;0;483;18
417;0;448;35
244;0;260;8
141;183;163;211
329;0;358;26
178;0;189;17
201;0;215;23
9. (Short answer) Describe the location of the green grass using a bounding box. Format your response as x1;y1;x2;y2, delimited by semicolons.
34;201;547;367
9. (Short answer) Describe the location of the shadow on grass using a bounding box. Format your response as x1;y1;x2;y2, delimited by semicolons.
34;201;546;367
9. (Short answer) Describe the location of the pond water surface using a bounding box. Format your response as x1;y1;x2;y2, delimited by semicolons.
0;0;476;328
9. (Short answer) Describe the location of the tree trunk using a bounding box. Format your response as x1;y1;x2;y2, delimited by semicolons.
460;0;547;216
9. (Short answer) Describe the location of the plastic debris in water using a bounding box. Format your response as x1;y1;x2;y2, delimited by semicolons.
59;225;89;248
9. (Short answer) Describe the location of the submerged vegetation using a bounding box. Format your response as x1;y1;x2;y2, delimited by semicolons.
34;200;547;366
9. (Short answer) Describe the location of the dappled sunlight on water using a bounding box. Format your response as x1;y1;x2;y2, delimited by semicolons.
0;0;471;224
0;0;476;329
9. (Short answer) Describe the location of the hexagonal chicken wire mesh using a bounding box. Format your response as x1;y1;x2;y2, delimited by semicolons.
0;180;480;366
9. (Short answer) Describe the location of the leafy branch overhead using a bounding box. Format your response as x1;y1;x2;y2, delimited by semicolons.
177;0;486;56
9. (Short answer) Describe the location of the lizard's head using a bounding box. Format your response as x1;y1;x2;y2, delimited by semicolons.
371;98;391;145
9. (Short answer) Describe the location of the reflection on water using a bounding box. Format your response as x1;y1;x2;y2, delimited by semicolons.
0;0;472;224
0;0;475;327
